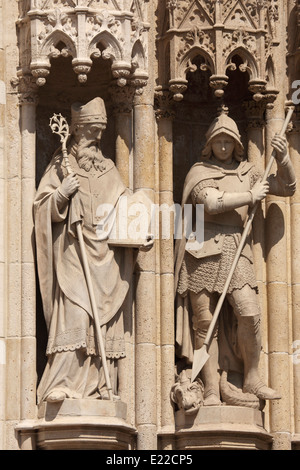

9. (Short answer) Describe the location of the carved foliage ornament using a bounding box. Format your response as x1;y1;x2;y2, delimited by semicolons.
32;1;121;10
18;0;150;90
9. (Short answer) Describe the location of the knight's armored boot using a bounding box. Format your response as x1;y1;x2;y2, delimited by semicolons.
194;326;221;406
190;290;221;405
237;314;281;400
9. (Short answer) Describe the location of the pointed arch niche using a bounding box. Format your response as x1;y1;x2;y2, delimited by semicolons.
35;53;116;186
32;42;147;439
34;53;117;385
171;50;261;204
16;0;151;192
157;0;281;205
155;0;283;451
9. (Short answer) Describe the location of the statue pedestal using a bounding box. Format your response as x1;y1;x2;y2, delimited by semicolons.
17;399;137;450
173;406;273;450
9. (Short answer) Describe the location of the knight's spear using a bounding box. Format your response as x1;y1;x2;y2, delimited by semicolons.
50;113;114;401
191;103;295;383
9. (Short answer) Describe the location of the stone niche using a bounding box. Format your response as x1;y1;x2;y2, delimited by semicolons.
20;53;138;450
172;53;253;205
156;0;282;451
166;56;273;450
16;0;149;450
34;49;118;382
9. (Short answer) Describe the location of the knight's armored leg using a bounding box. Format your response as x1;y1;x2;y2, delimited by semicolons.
228;286;281;400
190;290;221;406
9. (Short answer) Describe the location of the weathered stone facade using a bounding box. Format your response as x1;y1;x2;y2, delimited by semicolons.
0;0;300;451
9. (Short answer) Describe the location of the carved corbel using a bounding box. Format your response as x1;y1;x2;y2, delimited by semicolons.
30;63;51;87
15;73;39;106
109;81;136;115
72;58;93;84
169;78;188;102
154;87;176;121
261;87;279;110
131;76;148;96
248;79;268;102
243;99;266;129
209;74;229;98
18;90;40;107
111;62;133;88
130;58;149;96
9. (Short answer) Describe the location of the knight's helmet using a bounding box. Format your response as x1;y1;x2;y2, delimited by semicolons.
202;107;244;161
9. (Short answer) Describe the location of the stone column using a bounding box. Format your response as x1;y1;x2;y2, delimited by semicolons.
133;87;157;449
131;0;158;450
0;0;25;449
5;90;22;449
155;88;175;449
288;112;300;442
261;1;294;450
18;88;38;450
244;100;268;400
110;83;136;426
284;0;300;447
265;98;292;450
110;83;135;191
0;0;6;447
244;103;266;270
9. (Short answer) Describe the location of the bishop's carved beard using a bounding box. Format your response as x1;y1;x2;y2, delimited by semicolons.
75;139;106;172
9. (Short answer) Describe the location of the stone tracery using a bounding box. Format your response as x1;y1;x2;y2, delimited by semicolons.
162;0;279;103
17;0;149;89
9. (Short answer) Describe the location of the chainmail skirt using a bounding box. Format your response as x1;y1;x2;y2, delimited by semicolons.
177;234;258;296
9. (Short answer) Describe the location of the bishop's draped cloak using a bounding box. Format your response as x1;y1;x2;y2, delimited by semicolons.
34;150;135;362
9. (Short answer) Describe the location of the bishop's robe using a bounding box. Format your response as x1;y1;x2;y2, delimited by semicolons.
34;150;135;401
